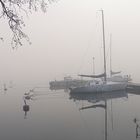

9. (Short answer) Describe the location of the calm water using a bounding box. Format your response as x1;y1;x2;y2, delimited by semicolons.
0;81;140;140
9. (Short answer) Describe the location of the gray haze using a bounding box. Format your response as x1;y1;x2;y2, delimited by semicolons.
0;0;140;83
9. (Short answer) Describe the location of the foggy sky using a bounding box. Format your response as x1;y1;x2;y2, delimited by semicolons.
0;0;140;83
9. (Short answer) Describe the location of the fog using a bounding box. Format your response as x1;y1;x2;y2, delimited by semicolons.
0;0;140;84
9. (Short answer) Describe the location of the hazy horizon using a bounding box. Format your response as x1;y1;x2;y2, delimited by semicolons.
0;0;140;84
0;1;140;139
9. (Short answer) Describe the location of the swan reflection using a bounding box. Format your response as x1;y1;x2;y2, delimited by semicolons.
23;100;30;119
22;88;49;119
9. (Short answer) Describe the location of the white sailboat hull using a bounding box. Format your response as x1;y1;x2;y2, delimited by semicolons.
70;82;127;94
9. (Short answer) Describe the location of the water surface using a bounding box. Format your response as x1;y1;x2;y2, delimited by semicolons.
0;82;140;140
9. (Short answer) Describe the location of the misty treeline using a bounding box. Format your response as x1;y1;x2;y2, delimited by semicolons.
0;0;55;48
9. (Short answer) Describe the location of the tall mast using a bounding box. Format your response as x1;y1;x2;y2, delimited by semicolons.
101;10;107;82
93;57;95;75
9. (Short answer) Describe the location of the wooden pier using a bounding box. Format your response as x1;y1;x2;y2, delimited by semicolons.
127;82;140;89
127;82;140;94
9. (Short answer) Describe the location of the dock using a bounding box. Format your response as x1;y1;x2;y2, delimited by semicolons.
127;82;140;94
127;82;140;90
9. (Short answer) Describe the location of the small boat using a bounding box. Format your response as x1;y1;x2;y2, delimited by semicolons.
70;10;127;94
49;76;91;90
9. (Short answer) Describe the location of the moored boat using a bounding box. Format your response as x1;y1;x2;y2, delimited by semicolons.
70;10;127;94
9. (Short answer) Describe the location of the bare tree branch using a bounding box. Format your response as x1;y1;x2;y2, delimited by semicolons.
0;0;55;48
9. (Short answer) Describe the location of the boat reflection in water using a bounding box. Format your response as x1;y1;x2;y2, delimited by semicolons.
69;91;128;140
69;91;128;103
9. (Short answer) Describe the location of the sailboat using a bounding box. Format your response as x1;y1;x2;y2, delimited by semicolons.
70;10;127;94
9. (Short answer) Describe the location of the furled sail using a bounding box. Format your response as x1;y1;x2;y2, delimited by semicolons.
110;70;121;75
79;104;106;110
78;73;105;78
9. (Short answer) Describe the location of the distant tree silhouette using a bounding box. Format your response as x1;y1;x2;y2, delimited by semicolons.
0;0;55;48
